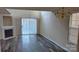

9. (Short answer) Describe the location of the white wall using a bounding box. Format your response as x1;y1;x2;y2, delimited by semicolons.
40;11;69;48
12;17;21;36
0;15;3;39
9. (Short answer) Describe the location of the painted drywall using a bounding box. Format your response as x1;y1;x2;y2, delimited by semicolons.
40;11;69;48
12;17;21;36
0;15;3;39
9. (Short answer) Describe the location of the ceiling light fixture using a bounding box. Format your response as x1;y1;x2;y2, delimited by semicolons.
55;7;71;19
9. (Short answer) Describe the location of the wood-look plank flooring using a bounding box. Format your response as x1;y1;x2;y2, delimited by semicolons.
16;35;53;52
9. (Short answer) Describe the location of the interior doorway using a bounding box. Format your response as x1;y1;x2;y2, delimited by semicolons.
21;18;37;34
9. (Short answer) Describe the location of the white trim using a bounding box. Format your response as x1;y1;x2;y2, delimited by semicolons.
40;34;70;52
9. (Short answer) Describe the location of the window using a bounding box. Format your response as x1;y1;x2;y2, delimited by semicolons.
68;13;79;45
70;13;79;28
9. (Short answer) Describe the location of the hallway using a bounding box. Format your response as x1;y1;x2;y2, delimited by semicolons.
16;35;54;52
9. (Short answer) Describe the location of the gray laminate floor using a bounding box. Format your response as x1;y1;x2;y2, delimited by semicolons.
16;34;54;52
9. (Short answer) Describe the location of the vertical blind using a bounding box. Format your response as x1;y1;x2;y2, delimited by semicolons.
21;18;37;34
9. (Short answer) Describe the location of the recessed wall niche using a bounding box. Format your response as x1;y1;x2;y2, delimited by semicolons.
3;16;12;26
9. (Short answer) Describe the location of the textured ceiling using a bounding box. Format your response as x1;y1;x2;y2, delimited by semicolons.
1;7;79;14
0;8;10;14
7;9;40;18
4;7;79;13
